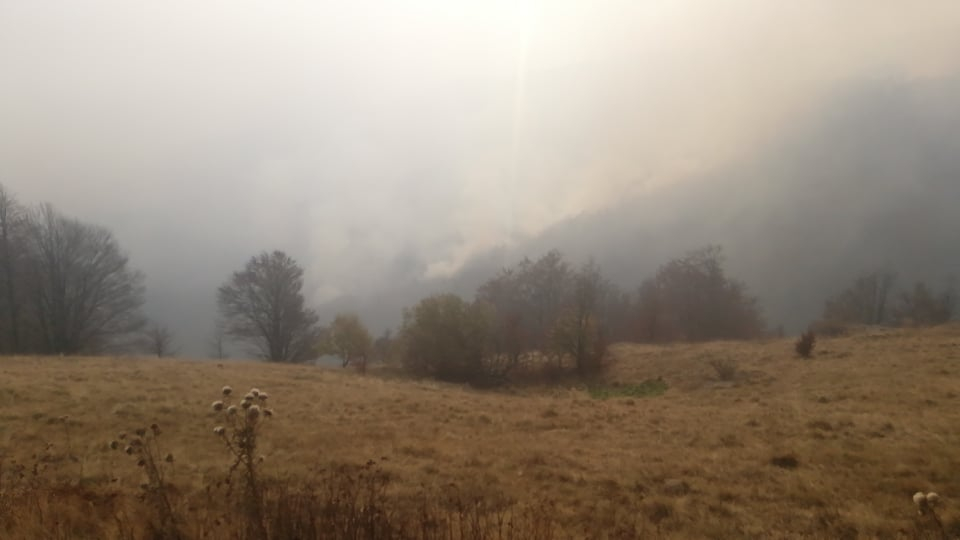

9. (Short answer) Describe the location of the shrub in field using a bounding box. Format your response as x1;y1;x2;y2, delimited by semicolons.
708;357;738;381
399;294;492;384
795;331;816;358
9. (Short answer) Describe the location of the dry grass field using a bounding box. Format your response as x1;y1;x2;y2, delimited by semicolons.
1;325;959;539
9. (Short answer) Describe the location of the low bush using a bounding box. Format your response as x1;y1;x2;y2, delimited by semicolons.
708;358;738;381
795;331;816;358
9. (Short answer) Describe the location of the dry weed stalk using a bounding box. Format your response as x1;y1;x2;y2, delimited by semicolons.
912;491;948;540
109;423;182;539
0;444;51;530
211;385;274;538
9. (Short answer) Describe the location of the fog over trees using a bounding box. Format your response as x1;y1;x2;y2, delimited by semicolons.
320;79;960;348
2;3;959;357
2;174;952;377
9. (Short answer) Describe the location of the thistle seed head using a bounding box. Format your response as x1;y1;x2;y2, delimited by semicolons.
227;405;238;416
247;404;261;421
213;426;226;436
212;400;225;412
222;386;233;397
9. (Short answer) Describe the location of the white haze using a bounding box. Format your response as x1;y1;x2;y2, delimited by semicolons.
1;1;959;355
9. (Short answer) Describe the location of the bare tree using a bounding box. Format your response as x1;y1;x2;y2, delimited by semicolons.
823;270;898;325
217;250;321;362
0;184;25;352
526;250;573;350
208;320;229;359
476;265;530;373
24;203;146;354
143;323;178;358
893;281;955;326
636;246;766;342
372;329;394;364
551;260;610;376
476;250;573;371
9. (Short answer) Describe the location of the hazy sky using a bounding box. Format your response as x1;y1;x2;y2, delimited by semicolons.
2;1;959;355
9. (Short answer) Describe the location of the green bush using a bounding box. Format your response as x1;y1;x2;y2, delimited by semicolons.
399;294;492;384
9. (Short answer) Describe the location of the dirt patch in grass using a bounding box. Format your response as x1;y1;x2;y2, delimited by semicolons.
587;378;669;399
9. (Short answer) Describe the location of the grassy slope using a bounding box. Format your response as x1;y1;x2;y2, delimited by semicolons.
1;325;958;538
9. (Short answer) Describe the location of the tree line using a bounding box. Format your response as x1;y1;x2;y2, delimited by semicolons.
2;182;954;375
213;243;769;384
817;270;955;333
395;246;766;384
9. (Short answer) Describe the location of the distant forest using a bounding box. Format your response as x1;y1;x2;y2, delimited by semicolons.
0;182;953;379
